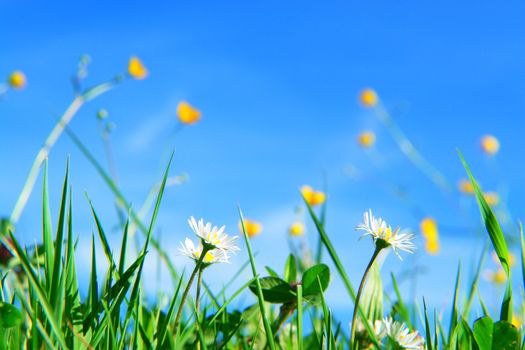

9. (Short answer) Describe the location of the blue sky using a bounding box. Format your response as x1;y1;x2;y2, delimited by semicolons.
1;0;525;324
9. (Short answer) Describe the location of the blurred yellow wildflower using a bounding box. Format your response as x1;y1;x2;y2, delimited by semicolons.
480;135;500;155
420;217;438;240
128;56;148;80
177;101;201;125
357;131;376;148
425;239;440;255
359;88;378;107
8;71;27;89
301;185;326;206
483;192;499;206
288;222;305;237
457;179;474;195
486;268;506;284
512;315;523;328
420;217;440;255
239;219;262;238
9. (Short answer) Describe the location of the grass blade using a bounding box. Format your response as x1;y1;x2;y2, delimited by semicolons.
239;208;276;350
459;151;512;321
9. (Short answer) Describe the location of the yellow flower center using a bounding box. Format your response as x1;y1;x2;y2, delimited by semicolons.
206;232;222;246
194;250;214;263
379;227;393;241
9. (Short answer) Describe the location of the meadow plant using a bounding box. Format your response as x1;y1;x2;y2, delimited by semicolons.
1;59;523;350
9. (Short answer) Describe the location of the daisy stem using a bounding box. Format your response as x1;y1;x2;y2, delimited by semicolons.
195;267;203;350
350;245;382;349
174;245;209;335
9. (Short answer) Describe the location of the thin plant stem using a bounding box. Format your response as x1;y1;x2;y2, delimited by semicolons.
10;95;83;223
174;245;209;334
350;246;382;349
97;119;119;184
373;104;450;193
10;78;119;224
195;267;204;350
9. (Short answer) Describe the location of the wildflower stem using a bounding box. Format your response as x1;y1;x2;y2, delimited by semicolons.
195;267;203;350
10;78;119;224
350;245;382;349
10;95;84;224
97;118;119;185
174;245;209;334
373;105;450;193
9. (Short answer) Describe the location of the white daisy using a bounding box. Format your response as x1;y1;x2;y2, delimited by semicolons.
188;216;240;253
374;318;424;349
389;319;424;349
356;210;416;259
356;209;388;238
373;318;389;339
179;238;230;264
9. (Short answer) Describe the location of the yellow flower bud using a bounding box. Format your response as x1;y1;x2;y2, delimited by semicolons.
420;217;438;241
425;239;440;255
239;219;262;238
128;56;148;80
8;71;27;89
177;101;201;125
512;315;522;328
300;185;326;206
288;222;305;237
483;192;499;206
480;135;500;156
357;131;376;148
487;269;506;284
457;179;474;195
359;88;378;107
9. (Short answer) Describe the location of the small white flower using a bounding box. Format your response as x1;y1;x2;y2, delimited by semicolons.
356;209;388;238
389;319;424;349
188;216;240;253
356;209;416;259
179;238;230;264
373;318;389;339
374;318;424;349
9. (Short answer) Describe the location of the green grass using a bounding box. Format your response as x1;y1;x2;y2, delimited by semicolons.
0;147;522;350
1;62;524;349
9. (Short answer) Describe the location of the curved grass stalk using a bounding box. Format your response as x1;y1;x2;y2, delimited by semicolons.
64;126;179;281
10;78;121;224
372;104;451;193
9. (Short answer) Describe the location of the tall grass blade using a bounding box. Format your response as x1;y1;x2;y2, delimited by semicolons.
459;151;512;321
239;208;276;350
448;264;460;345
65;127;178;281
